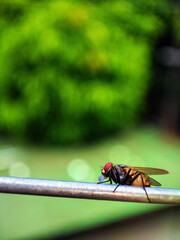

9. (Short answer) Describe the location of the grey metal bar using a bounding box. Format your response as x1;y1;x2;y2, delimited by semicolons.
0;176;179;204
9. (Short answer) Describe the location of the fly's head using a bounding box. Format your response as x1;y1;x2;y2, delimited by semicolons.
98;162;113;182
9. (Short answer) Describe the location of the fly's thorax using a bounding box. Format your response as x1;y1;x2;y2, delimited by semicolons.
115;165;126;179
109;165;126;183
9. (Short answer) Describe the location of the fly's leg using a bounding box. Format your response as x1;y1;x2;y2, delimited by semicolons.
140;174;151;203
121;168;131;184
111;168;118;183
121;171;151;203
113;184;120;193
97;180;110;184
111;167;121;192
113;168;132;193
97;176;113;184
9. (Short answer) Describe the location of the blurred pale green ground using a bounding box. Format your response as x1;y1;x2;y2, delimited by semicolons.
0;127;180;239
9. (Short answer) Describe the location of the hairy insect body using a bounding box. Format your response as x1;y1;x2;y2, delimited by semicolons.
107;165;150;187
98;162;169;203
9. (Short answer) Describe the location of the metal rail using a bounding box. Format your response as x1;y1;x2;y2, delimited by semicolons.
0;176;179;204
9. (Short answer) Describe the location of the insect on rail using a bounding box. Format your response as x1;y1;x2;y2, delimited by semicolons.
97;162;169;203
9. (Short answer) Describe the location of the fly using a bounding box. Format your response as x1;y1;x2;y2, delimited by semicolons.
97;162;169;203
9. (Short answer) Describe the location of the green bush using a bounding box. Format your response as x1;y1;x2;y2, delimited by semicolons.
0;0;169;144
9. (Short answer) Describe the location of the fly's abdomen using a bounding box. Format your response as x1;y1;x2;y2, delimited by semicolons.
130;172;151;187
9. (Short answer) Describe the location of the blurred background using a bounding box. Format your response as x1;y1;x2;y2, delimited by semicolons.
0;0;179;239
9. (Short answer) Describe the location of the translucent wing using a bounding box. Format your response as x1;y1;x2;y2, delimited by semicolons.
123;166;169;175
147;176;162;186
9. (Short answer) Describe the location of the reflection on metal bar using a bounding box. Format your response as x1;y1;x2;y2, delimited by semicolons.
0;176;179;204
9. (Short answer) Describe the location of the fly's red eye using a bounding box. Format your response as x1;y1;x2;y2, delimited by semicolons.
104;162;113;172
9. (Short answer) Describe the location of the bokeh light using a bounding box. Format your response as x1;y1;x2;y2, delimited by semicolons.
108;144;130;165
67;158;95;182
8;161;31;178
0;147;17;170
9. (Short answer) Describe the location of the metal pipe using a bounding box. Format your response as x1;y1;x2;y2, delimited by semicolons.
0;176;179;204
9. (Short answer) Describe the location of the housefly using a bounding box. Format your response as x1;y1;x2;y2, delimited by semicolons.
98;162;169;203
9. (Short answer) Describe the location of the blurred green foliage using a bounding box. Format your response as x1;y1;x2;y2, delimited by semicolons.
0;0;170;144
173;7;180;46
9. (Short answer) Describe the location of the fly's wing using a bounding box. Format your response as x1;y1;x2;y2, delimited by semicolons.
147;176;162;186
124;166;169;175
